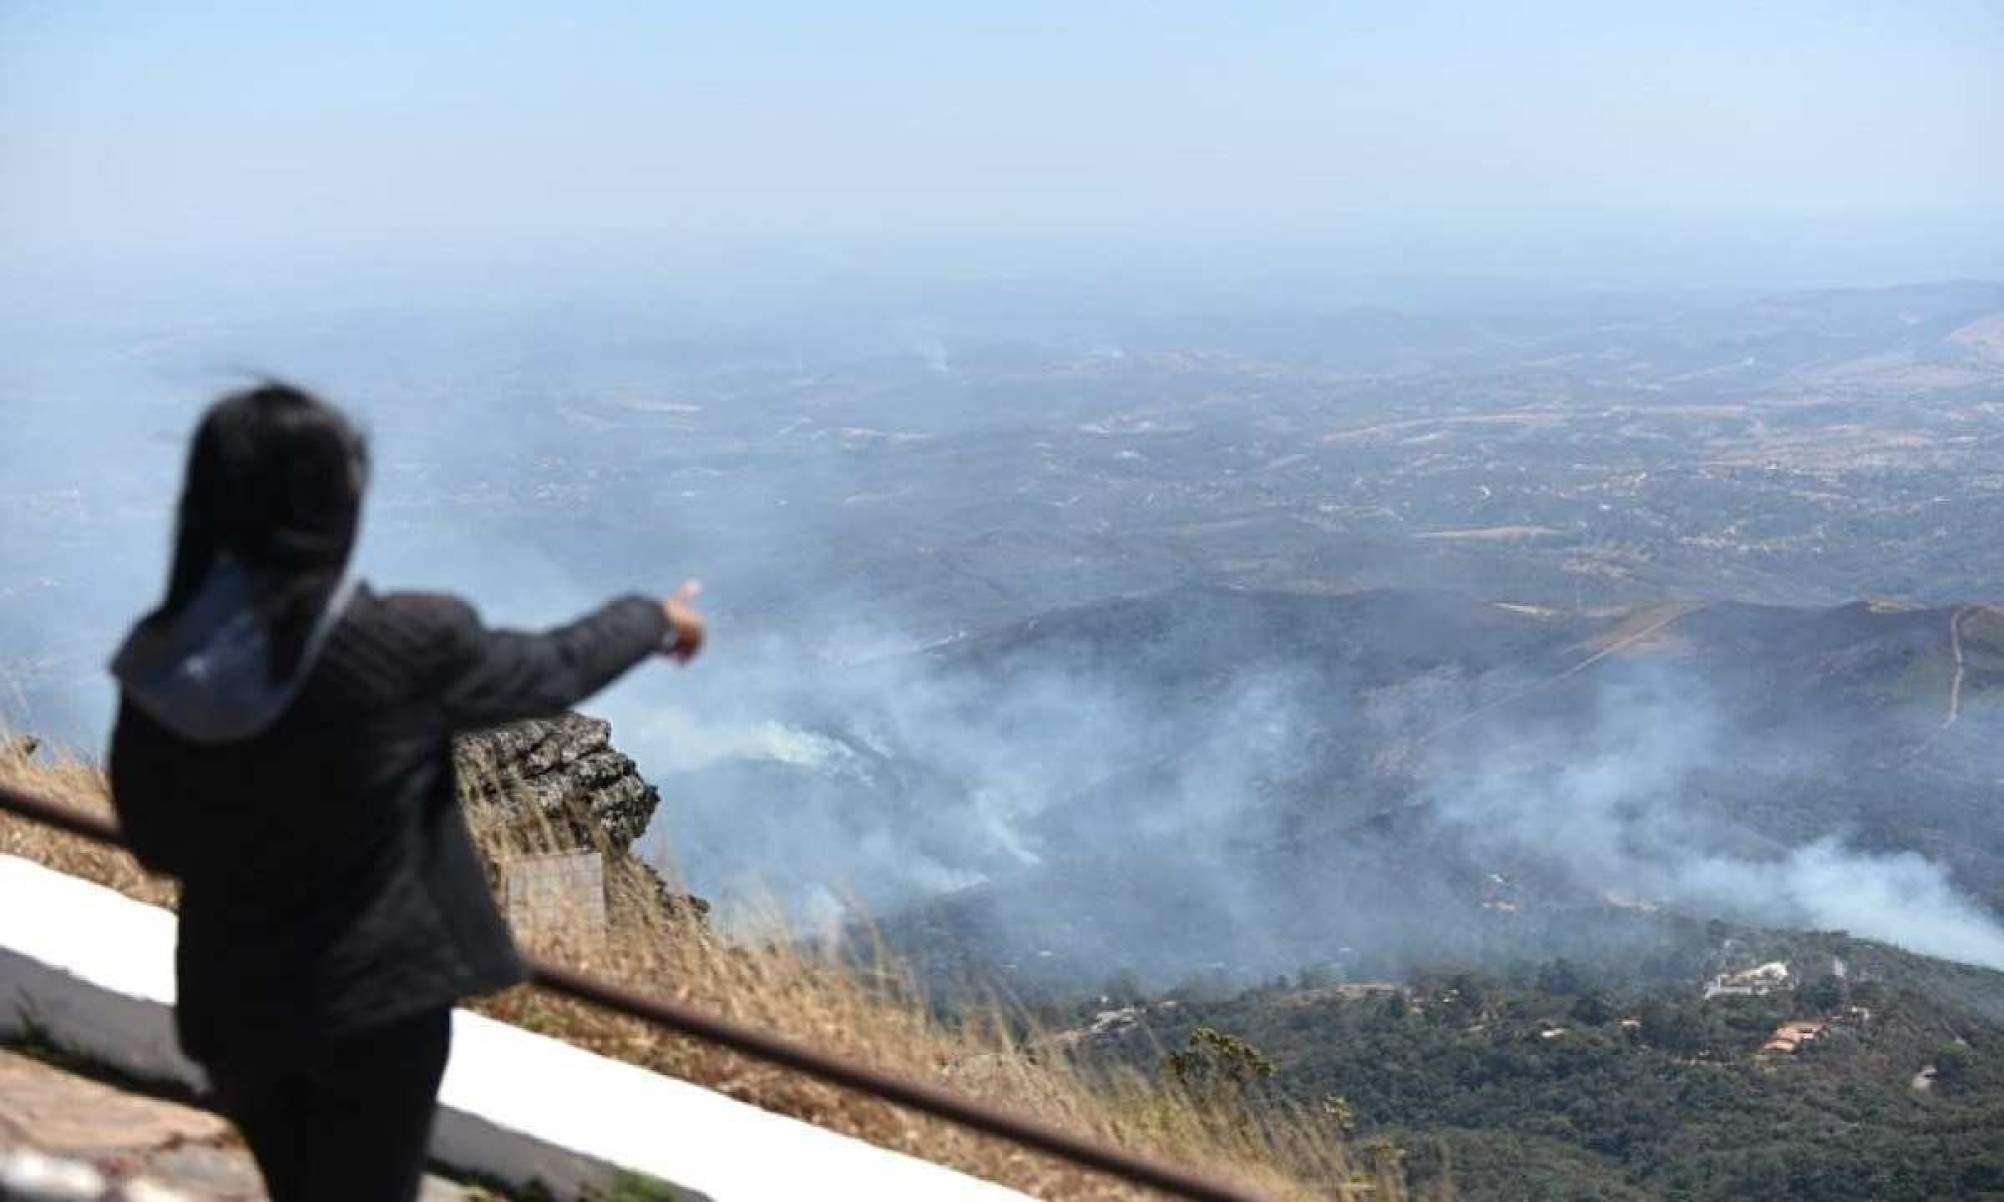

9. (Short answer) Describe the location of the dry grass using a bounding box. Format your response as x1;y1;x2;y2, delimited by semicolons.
2;729;1399;1202
0;736;176;910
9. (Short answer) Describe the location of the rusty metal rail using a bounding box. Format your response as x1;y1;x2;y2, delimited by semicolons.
0;779;1266;1202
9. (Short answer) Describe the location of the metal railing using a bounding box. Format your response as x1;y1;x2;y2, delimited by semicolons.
0;779;1266;1202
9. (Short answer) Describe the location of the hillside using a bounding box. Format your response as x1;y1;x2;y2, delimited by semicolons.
696;583;2004;996
0;729;1387;1202
1069;931;2004;1201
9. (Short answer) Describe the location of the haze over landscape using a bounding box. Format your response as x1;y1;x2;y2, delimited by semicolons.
8;3;2004;1198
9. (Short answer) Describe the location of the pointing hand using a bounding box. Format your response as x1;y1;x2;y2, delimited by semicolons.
662;580;706;664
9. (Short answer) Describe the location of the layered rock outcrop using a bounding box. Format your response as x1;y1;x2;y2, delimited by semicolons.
453;712;706;925
454;713;658;854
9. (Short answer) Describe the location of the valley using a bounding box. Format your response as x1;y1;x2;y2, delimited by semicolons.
8;277;2004;1200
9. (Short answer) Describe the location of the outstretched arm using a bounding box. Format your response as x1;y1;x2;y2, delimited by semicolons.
427;586;701;730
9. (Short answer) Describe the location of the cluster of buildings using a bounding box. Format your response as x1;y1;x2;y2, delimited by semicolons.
1698;959;1876;1057
1760;1020;1828;1055
1703;960;1792;999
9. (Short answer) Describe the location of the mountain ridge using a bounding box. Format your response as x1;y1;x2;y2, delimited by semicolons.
729;581;2004;995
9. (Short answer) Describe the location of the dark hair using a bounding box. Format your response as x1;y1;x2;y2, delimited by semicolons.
156;382;369;679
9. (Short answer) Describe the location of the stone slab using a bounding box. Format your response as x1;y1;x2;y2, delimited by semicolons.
503;850;606;946
0;1048;476;1201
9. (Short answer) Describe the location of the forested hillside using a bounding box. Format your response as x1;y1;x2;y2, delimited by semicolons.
1073;922;2004;1200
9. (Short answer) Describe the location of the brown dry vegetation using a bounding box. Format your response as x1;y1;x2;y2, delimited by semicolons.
2;730;1400;1201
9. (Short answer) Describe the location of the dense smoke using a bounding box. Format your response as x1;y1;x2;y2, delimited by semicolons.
1428;667;2004;971
608;628;1323;940
610;605;2004;981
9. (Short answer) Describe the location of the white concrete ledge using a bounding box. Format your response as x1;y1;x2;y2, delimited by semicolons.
0;855;1031;1201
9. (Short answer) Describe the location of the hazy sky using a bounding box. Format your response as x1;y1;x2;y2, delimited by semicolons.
4;1;2002;283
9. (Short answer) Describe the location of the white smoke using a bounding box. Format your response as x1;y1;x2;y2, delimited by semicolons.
1428;667;2004;971
1679;840;2004;970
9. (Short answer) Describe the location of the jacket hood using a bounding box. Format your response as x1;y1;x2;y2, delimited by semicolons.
110;558;358;743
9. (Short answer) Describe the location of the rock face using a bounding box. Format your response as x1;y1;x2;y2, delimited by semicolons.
452;712;709;926
454;713;658;854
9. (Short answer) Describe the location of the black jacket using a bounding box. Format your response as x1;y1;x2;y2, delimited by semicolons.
108;584;668;1064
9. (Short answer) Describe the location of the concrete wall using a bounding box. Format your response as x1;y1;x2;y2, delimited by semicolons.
0;855;1031;1202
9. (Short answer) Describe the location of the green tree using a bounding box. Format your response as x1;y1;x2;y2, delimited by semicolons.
1963;1151;2004;1192
1319;1093;1359;1134
1440;974;1489;1025
1537;958;1587;996
1164;1026;1278;1099
1569;992;1615;1026
1637;1000;1706;1053
1798;974;1844;1013
1933;1041;1975;1091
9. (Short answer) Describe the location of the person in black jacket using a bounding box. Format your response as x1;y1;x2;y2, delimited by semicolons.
107;382;705;1202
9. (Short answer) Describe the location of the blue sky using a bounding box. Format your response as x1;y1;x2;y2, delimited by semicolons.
3;1;2001;283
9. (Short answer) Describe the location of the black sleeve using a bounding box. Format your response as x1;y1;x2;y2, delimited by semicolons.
425;594;671;731
107;697;192;876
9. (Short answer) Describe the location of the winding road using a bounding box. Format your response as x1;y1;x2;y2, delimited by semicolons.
1944;606;1969;729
